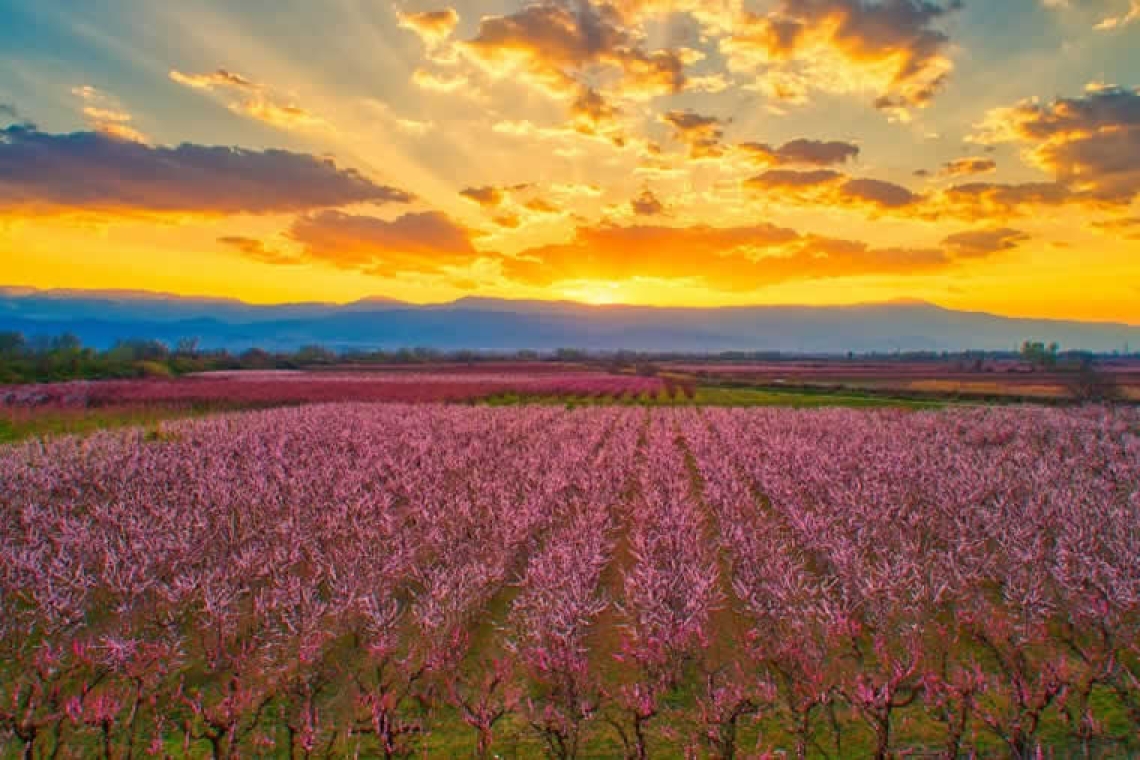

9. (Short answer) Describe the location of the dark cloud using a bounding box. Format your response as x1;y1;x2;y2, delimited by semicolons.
740;138;861;166
1091;216;1140;239
941;157;997;177
746;169;845;190
460;186;505;207
288;210;477;275
663;109;726;157
840;177;920;208
493;212;522;228
570;87;621;136
630;188;665;215
942;227;1029;257
940;181;1074;216
977;85;1140;202
0;125;411;215
524;197;560;214
0;103;19;121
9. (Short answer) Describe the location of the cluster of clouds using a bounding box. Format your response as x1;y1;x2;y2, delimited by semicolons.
722;0;960;119
397;0;965;144
3;1;1140;295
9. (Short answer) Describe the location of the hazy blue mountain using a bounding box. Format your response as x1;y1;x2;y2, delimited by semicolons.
1;286;1137;353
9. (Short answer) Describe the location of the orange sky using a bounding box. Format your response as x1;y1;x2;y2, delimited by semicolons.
1;1;1139;323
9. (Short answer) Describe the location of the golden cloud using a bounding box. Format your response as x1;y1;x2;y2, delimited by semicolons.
662;109;725;158
970;85;1140;202
287;210;477;276
397;8;461;48
941;157;997;177
500;220;957;291
169;68;329;133
722;0;959;116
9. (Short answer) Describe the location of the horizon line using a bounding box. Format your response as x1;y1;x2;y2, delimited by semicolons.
2;283;1139;328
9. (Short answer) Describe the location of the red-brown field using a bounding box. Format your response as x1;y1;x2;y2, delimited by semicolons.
0;369;669;409
663;358;1140;401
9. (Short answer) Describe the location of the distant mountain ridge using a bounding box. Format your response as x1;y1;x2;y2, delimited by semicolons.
1;286;1137;353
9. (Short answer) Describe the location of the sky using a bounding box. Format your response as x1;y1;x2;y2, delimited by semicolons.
1;0;1139;322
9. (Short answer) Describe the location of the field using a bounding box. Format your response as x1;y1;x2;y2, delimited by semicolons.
662;359;1140;402
2;401;1139;758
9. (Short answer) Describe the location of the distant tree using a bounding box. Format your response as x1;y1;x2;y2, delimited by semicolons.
1020;340;1059;368
555;348;587;362
50;333;83;353
0;331;26;357
295;344;337;364
175;337;200;358
240;347;274;369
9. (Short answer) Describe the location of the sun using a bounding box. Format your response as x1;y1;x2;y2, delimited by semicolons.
562;280;624;305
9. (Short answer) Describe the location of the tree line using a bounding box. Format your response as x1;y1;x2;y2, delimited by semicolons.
0;330;1135;387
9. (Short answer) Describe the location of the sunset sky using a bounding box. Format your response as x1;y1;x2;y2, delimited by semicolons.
2;0;1139;322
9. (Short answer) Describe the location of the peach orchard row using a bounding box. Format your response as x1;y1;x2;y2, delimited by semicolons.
1;404;1138;758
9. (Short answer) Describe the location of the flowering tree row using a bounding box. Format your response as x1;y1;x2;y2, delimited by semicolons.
1;404;1138;757
683;406;1140;758
0;372;667;409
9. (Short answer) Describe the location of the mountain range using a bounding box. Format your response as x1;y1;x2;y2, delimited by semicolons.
1;287;1137;354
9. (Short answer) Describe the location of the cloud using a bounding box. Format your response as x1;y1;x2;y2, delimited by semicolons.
630;188;665;215
570;87;622;137
1094;0;1140;29
72;85;148;143
662;109;725;157
936;181;1075;218
287;210;478;275
169;69;255;90
610;0;741;32
500;220;955;290
217;236;302;265
524;197;561;214
0;125;412;215
461;1;688;102
942;227;1029;257
840;177;920;208
746;168;845;190
970;85;1140;203
493;212;522;228
459;183;536;215
169;68;329;132
739;138;860;166
460;185;506;208
397;8;461;48
941;157;997;177
723;0;960;115
746;169;920;211
1091;216;1140;238
411;69;472;93
0;103;22;122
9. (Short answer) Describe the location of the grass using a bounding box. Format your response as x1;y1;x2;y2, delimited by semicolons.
0;402;271;444
0;373;1020;449
0;386;945;445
